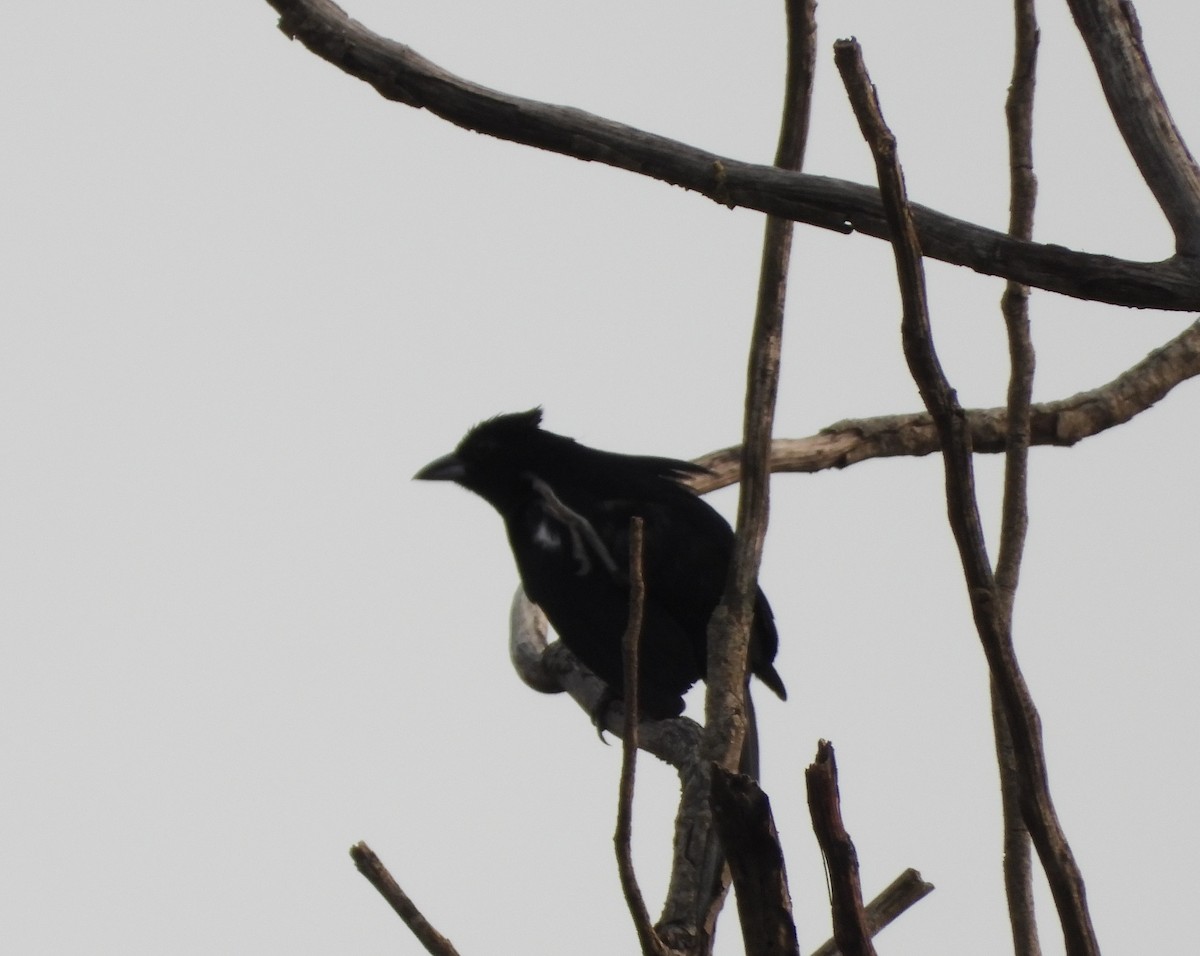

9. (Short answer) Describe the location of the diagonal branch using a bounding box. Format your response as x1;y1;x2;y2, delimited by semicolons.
689;314;1200;490
834;37;1101;956
1065;0;1200;254
808;869;935;956
263;0;1200;310
350;842;463;956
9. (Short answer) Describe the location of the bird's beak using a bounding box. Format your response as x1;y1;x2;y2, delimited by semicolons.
414;453;467;482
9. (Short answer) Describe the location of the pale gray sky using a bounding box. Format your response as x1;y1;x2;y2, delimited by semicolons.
3;2;1198;954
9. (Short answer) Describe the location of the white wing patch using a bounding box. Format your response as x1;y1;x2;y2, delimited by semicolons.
526;475;619;578
532;519;562;551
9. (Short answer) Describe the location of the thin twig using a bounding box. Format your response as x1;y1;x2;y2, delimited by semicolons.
263;0;1200;310
614;519;669;956
805;742;876;956
349;842;462;956
995;0;1040;600
834;38;1101;956
994;0;1042;952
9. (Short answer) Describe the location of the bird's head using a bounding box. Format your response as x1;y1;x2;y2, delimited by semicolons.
414;408;554;510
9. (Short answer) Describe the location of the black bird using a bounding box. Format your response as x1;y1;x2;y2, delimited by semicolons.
415;409;786;736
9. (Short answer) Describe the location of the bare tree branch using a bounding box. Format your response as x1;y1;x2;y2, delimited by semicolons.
506;597;731;951
350;842;462;956
834;37;1101;956
808;869;935;956
704;0;815;795
995;0;1040;600
263;0;1200;310
710;767;800;956
1065;0;1200;253
805;742;876;956
697;2;817;947
690;314;1200;490
991;679;1041;956
994;1;1042;952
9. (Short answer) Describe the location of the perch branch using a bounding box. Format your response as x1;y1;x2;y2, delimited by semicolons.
834;38;1100;956
507;595;722;947
350;842;462;956
263;0;1200;310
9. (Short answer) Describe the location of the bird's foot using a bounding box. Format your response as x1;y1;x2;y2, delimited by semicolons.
589;687;622;743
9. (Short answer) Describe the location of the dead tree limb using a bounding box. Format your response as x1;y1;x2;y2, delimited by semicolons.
263;0;1200;310
834;37;1101;956
702;0;815;809
993;0;1042;953
808;869;935;956
690;314;1200;490
350;842;462;956
805;742;876;956
1065;0;1200;254
710;767;800;956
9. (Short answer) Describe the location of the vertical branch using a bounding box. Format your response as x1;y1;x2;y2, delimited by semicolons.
695;5;816;949
805;742;877;956
704;0;817;768
991;681;1040;956
710;767;801;956
614;519;670;956
996;0;1039;597
994;2;1041;954
834;39;1101;956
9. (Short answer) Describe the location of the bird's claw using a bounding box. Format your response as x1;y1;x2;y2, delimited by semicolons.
589;687;621;743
